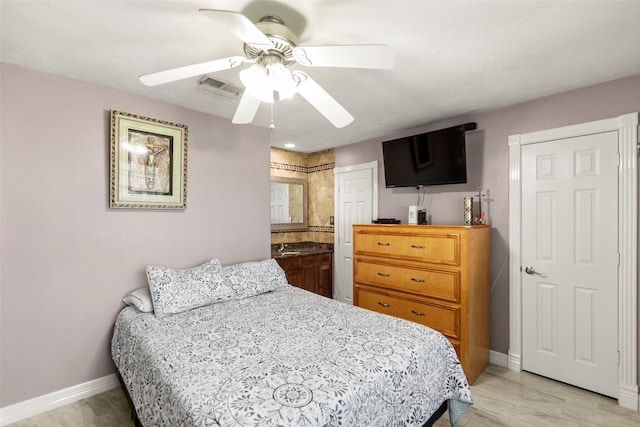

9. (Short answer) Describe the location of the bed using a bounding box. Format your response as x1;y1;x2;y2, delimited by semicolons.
112;258;473;426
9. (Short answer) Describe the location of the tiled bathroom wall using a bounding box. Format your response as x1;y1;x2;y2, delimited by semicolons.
270;147;334;244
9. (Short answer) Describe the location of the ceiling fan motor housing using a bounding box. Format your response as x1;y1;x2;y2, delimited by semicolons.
243;16;299;67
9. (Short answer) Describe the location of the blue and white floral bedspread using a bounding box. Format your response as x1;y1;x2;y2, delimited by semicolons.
112;286;472;426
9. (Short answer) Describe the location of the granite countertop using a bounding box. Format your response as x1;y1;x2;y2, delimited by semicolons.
271;242;333;259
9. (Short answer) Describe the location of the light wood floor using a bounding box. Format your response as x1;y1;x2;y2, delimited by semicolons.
8;365;640;426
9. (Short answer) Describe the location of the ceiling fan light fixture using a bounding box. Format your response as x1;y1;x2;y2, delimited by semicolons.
239;65;274;103
267;63;297;100
239;62;298;103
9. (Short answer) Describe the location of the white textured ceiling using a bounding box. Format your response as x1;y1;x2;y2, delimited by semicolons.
2;1;640;152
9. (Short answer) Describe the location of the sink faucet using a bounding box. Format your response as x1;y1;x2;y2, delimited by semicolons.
279;243;287;252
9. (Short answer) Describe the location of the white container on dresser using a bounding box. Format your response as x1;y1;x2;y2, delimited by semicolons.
352;224;490;384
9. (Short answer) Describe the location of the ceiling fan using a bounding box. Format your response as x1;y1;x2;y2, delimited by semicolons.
139;9;394;128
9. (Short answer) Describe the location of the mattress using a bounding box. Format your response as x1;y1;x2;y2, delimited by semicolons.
112;285;472;426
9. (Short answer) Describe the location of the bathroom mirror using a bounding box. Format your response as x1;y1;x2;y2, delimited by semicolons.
270;176;308;231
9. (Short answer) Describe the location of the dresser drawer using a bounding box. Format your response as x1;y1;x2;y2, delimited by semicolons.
354;259;460;303
355;287;460;340
354;231;460;265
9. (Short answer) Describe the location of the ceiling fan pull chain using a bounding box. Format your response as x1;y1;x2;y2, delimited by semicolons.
269;103;275;130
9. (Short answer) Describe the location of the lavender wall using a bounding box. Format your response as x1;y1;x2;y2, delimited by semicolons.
336;73;640;356
0;64;271;406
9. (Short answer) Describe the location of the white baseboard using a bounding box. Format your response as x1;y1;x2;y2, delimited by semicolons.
507;351;522;372
489;350;508;367
618;384;640;411
0;374;119;426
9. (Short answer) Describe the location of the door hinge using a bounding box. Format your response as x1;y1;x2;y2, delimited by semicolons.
617;153;621;167
617;252;621;267
618;350;621;366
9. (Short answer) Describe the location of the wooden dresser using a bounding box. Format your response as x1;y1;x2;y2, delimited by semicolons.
353;224;490;384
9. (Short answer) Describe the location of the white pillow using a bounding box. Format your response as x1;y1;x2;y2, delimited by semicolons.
122;287;154;313
223;258;289;301
146;259;234;318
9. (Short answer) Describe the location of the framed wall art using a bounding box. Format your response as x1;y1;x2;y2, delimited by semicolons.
109;110;188;209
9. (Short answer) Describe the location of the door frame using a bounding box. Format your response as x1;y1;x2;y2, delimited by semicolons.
333;161;378;302
508;112;638;410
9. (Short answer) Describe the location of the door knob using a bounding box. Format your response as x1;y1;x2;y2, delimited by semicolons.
524;266;547;278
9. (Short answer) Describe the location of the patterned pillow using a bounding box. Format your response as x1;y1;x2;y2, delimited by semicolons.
223;258;289;300
146;259;234;318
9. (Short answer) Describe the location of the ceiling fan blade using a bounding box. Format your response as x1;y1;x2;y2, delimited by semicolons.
294;72;354;128
139;56;246;86
292;45;394;69
232;90;261;124
199;9;273;48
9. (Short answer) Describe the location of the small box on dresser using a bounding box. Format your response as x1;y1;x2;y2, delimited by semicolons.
352;224;490;384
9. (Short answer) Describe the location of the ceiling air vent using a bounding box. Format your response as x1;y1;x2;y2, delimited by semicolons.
197;76;242;99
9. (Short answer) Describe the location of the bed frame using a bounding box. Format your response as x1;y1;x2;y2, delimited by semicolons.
117;371;142;427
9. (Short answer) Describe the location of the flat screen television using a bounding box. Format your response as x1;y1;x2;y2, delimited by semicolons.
381;122;476;188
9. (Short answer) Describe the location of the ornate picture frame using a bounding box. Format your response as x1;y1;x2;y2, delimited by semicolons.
109;110;188;209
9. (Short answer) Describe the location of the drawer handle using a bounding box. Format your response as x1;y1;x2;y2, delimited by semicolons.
411;245;425;249
410;278;426;283
378;302;390;308
377;242;391;246
411;310;426;316
377;272;390;277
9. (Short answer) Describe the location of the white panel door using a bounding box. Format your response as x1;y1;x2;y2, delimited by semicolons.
521;131;619;397
334;165;376;304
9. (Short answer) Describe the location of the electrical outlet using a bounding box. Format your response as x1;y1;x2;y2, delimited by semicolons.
329;216;334;225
